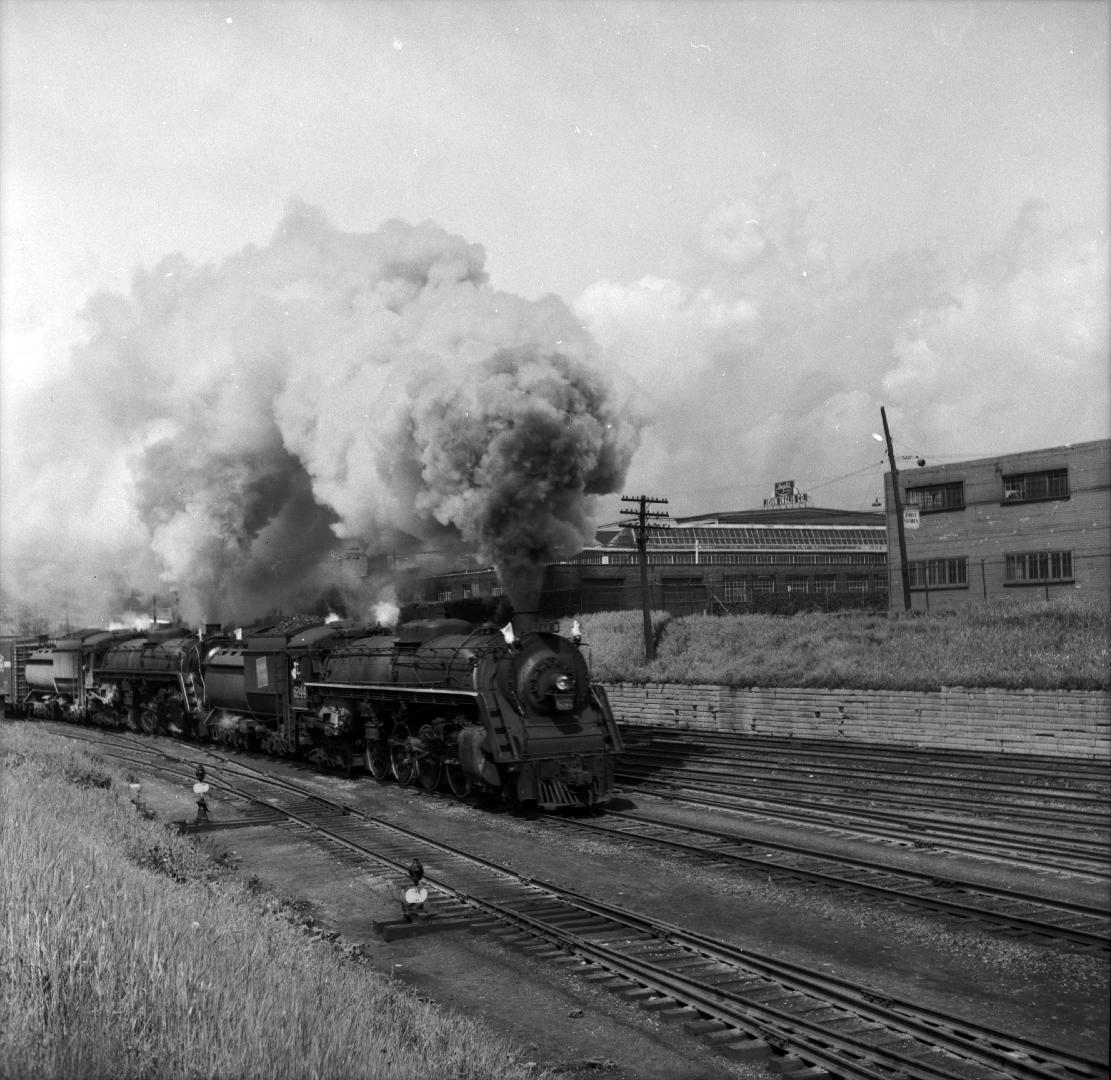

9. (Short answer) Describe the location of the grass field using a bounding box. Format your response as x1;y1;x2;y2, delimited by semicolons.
0;725;550;1080
562;596;1110;691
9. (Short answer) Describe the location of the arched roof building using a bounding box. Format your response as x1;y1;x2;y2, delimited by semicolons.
407;483;888;617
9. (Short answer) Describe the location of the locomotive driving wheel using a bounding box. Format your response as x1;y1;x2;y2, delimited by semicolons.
364;738;390;779
444;760;472;797
389;722;418;786
415;725;441;791
442;719;472;796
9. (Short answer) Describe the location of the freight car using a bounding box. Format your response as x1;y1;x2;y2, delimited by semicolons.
0;634;49;719
11;615;623;811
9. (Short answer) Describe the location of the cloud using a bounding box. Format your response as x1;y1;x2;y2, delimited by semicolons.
578;179;1108;511
3;180;1104;632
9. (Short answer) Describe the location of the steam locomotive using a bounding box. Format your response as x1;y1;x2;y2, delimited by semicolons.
6;615;623;811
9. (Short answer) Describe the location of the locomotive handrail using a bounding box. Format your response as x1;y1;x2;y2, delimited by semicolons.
301;681;479;701
443;628;504;687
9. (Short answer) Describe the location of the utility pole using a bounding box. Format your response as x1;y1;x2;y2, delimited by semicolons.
880;406;913;612
621;494;669;662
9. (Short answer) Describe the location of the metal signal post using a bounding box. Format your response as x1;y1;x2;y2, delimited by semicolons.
621;494;669;662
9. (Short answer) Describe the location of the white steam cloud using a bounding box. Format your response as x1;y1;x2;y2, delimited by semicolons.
577;175;1108;510
4;179;1105;632
1;202;639;628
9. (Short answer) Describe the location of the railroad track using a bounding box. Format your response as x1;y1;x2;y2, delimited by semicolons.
615;734;1111;877
614;778;1111;876
544;808;1111;950
616;758;1110;829
616;742;1110;825
618;729;1111;797
61;728;1108;1080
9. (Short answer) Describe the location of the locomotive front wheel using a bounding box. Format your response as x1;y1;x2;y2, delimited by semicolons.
364;739;390;780
139;709;158;735
389;723;418;786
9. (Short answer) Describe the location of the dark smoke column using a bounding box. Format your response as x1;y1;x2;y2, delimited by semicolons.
3;200;640;627
395;346;637;612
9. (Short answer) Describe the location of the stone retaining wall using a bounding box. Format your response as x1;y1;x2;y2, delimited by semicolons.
601;683;1110;759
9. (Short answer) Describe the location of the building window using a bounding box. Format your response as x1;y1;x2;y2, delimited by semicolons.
721;575;749;602
908;558;968;590
751;576;775;595
661;577;705;604
1005;551;1073;585
490;584;504;597
847;576;868;593
435;585;453;603
905;481;965;512
812;576;836;595
786;576;809;593
1002;468;1069;503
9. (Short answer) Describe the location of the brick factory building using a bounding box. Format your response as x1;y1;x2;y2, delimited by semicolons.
882;438;1110;612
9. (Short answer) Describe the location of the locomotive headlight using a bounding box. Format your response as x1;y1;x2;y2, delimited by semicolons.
554;674;574;694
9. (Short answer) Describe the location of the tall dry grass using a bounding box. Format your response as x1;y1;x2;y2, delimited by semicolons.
0;725;548;1080
566;596;1110;690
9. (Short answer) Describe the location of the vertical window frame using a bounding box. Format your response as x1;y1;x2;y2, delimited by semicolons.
908;557;968;591
1004;550;1073;585
1001;468;1069;504
904;481;965;513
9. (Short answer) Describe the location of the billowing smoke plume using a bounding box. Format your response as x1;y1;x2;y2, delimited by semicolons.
577;174;1108;511
5;179;1103;633
391;347;629;611
1;202;640;628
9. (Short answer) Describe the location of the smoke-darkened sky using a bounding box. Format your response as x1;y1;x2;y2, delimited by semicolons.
1;0;1108;627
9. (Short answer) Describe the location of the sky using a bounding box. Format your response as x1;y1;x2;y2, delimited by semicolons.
1;0;1108;627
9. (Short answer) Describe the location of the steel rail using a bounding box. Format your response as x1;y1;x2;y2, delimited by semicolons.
546;810;1111;948
617;757;1110;826
620;776;1111;875
47;723;1111;877
619;729;1110;787
534;889;1106;1080
254;795;1107;1080
53;730;1108;1080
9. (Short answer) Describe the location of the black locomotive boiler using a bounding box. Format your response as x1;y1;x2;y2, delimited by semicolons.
14;615;623;812
22;627;204;735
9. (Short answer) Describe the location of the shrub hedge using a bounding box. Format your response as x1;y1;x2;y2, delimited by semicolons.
562;597;1110;692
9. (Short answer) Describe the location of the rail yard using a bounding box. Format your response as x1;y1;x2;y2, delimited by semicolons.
12;716;1107;1080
